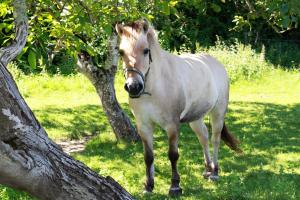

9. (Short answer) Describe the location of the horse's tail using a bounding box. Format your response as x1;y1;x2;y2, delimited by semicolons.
221;123;243;153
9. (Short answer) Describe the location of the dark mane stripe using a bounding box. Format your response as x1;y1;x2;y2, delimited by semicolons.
124;20;145;32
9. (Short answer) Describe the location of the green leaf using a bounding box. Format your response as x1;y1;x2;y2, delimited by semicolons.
85;45;96;56
280;4;289;15
0;23;9;31
28;50;37;70
103;24;112;35
162;2;170;15
4;24;13;32
210;3;221;13
16;46;28;60
282;16;290;28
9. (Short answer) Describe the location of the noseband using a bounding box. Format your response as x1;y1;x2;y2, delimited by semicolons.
123;49;152;98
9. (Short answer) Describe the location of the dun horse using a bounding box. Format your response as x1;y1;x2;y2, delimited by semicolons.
116;20;241;195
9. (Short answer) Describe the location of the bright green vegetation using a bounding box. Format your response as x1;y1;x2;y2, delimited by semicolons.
1;53;300;199
2;0;300;74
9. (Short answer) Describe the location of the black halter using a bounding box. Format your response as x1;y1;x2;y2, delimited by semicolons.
123;49;152;98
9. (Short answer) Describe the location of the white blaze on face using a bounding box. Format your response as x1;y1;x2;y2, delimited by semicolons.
119;29;149;72
128;55;136;67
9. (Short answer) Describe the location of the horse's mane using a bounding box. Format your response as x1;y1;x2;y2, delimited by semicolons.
123;20;161;52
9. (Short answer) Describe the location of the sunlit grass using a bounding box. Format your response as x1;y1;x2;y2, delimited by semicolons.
1;66;299;199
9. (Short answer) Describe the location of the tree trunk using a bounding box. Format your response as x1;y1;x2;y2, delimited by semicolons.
77;34;139;142
0;1;134;199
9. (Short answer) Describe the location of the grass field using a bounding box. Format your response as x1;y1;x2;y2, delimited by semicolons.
0;64;300;199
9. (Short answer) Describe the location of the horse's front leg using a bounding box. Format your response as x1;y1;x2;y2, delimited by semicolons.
166;124;182;196
139;125;154;193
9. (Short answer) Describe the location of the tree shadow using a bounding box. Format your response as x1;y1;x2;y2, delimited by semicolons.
29;99;299;198
75;101;299;199
226;101;300;153
33;104;110;139
254;40;300;69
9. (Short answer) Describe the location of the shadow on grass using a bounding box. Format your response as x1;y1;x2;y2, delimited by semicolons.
226;101;300;153
81;101;300;161
33;104;110;139
75;101;299;199
255;40;300;69
15;100;298;199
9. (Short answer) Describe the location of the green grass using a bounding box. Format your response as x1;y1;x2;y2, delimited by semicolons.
1;66;299;199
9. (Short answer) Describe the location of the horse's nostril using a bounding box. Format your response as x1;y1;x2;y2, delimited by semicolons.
138;83;143;91
124;83;129;92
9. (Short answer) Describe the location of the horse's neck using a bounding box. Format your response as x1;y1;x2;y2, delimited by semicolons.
147;45;173;92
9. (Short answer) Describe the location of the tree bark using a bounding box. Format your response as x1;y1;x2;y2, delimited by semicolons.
77;33;139;142
0;1;134;199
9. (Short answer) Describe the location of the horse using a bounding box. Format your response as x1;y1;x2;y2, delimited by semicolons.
115;19;242;196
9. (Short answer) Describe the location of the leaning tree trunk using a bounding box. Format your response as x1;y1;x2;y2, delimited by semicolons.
0;1;134;199
77;34;139;142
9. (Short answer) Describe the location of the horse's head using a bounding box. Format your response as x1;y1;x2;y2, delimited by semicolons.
116;19;152;98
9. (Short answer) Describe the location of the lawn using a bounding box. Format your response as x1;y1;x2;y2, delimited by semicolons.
0;68;299;200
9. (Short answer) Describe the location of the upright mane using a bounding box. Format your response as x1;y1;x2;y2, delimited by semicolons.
122;20;161;53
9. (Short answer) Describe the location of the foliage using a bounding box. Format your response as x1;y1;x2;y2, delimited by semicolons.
1;0;300;74
154;0;300;52
257;40;300;69
1;0;177;73
204;40;272;82
154;0;233;51
0;186;34;200
0;1;14;47
232;0;300;34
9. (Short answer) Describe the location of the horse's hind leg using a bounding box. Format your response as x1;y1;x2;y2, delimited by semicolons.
166;124;182;196
209;109;226;181
189;119;212;178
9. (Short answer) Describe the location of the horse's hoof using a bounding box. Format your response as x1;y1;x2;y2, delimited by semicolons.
208;175;219;181
169;187;182;196
144;184;154;193
143;189;152;194
203;171;212;179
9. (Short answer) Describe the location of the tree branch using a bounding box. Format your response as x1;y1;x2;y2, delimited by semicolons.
0;0;135;198
0;0;28;66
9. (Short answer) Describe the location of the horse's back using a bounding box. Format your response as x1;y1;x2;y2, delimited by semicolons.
179;53;229;96
180;53;228;82
175;53;229;122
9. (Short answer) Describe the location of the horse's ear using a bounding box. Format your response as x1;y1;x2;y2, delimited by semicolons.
143;19;149;33
115;24;124;36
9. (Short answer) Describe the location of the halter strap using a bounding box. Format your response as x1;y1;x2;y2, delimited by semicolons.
149;49;152;63
123;50;152;98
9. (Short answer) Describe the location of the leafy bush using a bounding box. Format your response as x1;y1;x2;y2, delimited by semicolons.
203;40;272;83
259;40;300;69
7;62;25;80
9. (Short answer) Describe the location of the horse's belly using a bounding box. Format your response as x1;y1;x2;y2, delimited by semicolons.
179;101;212;123
179;84;218;123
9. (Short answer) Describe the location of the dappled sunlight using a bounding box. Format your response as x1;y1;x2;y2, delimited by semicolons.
71;99;299;199
32;104;110;140
2;69;298;199
72;70;300;199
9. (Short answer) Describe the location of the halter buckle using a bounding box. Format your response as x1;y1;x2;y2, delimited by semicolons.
122;49;152;98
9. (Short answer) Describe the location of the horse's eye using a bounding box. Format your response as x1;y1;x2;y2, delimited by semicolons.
143;48;150;55
119;49;124;56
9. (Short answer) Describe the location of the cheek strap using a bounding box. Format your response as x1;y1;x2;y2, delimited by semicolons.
122;49;152;98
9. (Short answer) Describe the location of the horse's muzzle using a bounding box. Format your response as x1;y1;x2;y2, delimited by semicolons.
124;80;144;98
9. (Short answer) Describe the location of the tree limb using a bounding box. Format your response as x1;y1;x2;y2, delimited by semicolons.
0;0;28;67
0;0;135;199
77;33;139;142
